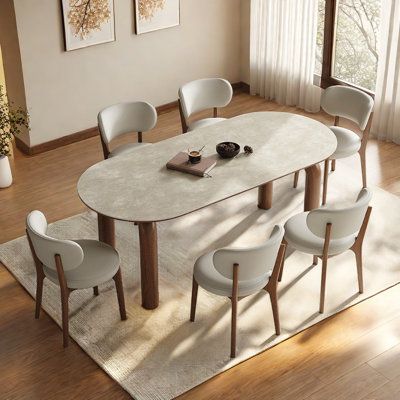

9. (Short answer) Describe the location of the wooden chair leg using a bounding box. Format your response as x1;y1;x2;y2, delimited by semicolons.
269;291;280;335
178;99;188;134
293;171;300;188
230;263;239;358
322;159;329;205
278;241;287;282
54;254;70;347
350;206;371;295
278;257;285;282
359;149;367;188
331;159;336;172
113;269;127;321
319;223;332;314
319;258;328;313
60;288;70;348
313;255;318;266
35;274;44;319
354;248;364;293
93;286;99;296
230;296;238;358
190;276;198;322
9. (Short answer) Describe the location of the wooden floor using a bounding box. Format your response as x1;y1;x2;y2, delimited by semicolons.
1;92;400;400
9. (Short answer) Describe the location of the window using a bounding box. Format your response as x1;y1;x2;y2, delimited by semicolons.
315;1;326;77
316;0;382;93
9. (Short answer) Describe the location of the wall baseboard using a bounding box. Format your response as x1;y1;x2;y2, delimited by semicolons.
15;126;100;156
16;81;251;156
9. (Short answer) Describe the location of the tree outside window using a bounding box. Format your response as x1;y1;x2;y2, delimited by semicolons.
315;0;381;92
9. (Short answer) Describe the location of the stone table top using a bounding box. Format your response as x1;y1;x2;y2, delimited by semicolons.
77;112;337;222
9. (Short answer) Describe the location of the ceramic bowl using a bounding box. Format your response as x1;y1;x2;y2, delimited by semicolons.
216;142;240;159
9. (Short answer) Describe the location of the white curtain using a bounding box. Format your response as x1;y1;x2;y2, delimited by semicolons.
371;0;400;144
250;0;321;112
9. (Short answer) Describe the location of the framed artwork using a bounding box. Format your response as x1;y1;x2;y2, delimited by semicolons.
61;0;115;51
134;0;180;35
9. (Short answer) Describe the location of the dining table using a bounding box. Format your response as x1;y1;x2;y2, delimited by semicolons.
78;112;337;310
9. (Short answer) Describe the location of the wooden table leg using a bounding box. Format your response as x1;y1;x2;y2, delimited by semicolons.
98;213;115;247
138;222;159;310
258;181;273;210
304;164;321;211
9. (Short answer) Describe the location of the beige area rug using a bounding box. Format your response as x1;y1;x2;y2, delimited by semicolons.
1;167;400;400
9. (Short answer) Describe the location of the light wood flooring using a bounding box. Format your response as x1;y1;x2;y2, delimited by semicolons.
1;91;400;399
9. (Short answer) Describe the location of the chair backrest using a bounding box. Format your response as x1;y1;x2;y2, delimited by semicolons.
179;78;233;120
26;211;84;271
212;225;284;281
306;188;372;239
98;101;157;150
321;86;374;131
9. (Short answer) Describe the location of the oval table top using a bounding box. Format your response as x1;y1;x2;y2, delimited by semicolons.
78;112;337;222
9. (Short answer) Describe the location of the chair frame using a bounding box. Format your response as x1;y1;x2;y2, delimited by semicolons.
293;113;373;206
190;242;286;358
100;130;144;160
279;206;372;313
26;231;127;347
178;98;218;134
321;114;373;205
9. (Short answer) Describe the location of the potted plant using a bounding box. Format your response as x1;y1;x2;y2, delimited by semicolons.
0;84;29;188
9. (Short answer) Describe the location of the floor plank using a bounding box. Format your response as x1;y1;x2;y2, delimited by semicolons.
304;317;400;385
368;343;400;381
361;375;400;400
305;364;388;400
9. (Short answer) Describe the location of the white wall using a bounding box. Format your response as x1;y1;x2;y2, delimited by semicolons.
13;0;241;146
0;0;29;144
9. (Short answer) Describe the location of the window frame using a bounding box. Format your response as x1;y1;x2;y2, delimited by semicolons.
316;0;375;96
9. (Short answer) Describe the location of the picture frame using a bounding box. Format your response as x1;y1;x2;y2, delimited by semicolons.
61;0;116;51
134;0;180;35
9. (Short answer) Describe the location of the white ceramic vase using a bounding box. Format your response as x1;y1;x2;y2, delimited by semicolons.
0;155;13;188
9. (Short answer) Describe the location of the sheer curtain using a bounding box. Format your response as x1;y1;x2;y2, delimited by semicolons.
371;0;400;144
250;0;321;112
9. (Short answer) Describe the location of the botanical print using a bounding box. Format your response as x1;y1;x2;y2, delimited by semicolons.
139;0;165;21
135;0;179;34
61;0;115;51
68;0;112;39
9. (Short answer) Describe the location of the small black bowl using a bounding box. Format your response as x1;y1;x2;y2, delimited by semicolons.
216;142;241;159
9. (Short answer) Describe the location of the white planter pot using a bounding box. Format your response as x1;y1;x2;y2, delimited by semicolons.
0;155;13;188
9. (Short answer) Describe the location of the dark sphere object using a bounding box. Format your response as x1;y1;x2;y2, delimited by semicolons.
244;145;253;154
216;142;241;159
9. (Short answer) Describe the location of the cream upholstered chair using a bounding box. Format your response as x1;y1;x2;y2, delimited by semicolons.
98;101;157;159
178;78;233;133
293;86;374;205
281;188;372;313
190;225;286;358
26;210;127;347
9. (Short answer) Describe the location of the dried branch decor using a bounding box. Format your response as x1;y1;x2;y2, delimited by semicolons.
0;85;29;157
134;0;179;35
139;0;165;20
68;0;111;39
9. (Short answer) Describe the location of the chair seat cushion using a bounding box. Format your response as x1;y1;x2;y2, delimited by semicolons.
43;240;120;289
284;212;355;256
330;126;361;159
194;251;271;297
109;142;151;158
188;118;226;131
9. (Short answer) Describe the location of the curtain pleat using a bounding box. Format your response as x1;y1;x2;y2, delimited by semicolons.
250;0;321;112
372;0;400;144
